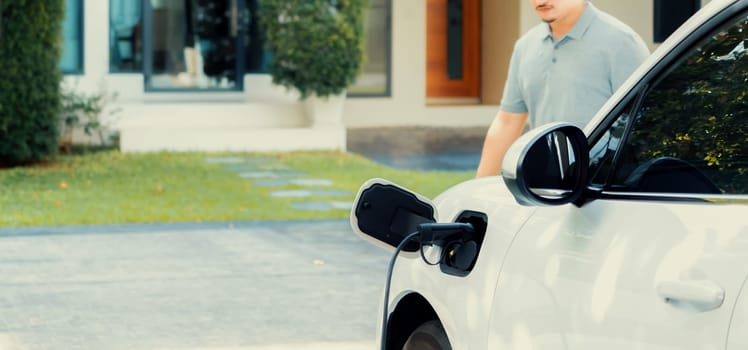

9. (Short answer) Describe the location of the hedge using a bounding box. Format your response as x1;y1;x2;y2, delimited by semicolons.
0;0;64;166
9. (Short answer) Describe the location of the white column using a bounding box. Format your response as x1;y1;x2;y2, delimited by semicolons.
70;0;110;92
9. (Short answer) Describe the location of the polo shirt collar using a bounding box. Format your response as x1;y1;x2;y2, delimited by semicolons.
567;2;597;39
543;1;597;41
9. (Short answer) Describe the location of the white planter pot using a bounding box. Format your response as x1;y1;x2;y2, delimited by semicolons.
304;91;347;128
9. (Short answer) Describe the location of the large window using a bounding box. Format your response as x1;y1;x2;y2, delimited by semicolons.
348;0;391;96
105;0;391;93
61;0;84;74
110;0;143;72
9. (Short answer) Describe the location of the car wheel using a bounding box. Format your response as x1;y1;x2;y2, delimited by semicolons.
402;320;452;350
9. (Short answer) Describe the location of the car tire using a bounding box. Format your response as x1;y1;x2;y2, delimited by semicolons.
402;320;452;350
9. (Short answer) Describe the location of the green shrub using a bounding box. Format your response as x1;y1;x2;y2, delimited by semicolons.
59;84;121;153
257;0;368;99
0;0;64;166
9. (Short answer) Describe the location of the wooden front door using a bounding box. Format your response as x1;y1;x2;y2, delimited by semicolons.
426;0;481;101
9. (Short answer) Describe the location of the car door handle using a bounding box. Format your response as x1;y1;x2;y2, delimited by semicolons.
656;280;725;311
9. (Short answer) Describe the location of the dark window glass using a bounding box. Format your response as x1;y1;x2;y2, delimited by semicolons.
588;107;633;187
610;15;748;195
61;0;84;74
110;0;143;72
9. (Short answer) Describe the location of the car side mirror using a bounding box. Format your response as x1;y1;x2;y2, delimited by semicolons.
502;123;589;206
350;178;437;252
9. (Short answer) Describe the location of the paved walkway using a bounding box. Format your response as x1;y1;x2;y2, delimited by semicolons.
0;220;387;350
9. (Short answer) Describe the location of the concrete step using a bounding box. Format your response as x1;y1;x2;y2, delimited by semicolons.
117;101;346;152
118;102;306;129
120;127;346;152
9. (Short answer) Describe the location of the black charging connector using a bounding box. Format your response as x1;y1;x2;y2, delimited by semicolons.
417;222;475;246
380;222;475;350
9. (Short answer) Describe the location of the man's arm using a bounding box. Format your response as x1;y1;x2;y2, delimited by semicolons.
475;110;528;178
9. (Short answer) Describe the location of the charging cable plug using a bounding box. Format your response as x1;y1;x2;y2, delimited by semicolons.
417;222;474;246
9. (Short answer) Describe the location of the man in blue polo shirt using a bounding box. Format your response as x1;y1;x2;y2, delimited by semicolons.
475;0;649;177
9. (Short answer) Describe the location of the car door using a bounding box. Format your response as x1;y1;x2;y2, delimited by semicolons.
487;5;748;350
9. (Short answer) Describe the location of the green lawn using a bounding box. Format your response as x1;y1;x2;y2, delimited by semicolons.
0;151;474;228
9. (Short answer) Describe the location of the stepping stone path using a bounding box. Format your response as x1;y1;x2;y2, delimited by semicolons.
253;179;335;187
205;156;353;212
205;157;278;164
290;179;335;186
292;201;354;211
239;171;306;179
271;189;353;198
224;164;291;172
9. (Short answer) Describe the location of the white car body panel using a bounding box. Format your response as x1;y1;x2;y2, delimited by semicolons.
381;179;748;349
488;199;748;349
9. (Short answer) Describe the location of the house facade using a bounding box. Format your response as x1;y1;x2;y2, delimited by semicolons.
60;0;707;152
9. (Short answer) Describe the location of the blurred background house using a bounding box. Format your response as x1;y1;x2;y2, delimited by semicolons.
60;0;707;153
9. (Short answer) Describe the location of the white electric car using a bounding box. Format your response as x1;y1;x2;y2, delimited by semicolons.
351;0;748;349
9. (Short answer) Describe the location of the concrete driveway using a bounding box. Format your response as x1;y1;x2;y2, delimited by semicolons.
0;220;389;350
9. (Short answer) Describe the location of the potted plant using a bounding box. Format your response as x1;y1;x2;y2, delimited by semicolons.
257;0;368;127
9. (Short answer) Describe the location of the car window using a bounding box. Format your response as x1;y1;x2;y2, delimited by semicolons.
592;14;748;195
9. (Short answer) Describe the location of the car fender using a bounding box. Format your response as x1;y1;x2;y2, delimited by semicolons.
385;176;536;349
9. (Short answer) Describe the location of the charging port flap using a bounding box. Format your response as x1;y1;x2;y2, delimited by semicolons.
351;178;438;252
